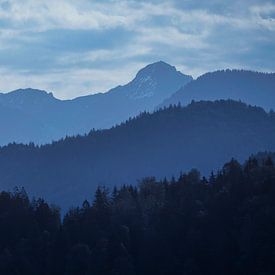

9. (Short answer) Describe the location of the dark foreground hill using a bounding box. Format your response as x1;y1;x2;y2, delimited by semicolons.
0;100;275;208
0;156;275;275
160;70;275;110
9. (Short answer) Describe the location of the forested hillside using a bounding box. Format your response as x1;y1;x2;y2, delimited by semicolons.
0;100;275;208
160;70;275;110
0;156;274;274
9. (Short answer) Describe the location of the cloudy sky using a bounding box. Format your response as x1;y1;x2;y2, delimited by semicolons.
0;0;274;98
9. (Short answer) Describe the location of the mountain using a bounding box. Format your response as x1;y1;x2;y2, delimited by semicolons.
0;61;192;145
0;89;63;144
160;69;275;110
0;102;48;145
108;61;191;100
0;100;274;208
0;88;57;110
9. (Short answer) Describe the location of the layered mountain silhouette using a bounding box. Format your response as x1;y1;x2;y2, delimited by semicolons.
1;63;275;146
0;61;192;145
0;100;274;208
160;69;275;110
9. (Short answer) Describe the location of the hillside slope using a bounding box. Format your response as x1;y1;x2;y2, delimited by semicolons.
160;70;275;110
0;100;274;208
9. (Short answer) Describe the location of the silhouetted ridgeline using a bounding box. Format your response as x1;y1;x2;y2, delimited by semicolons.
0;100;275;208
160;69;275;110
0;157;275;274
0;61;192;145
1;65;274;146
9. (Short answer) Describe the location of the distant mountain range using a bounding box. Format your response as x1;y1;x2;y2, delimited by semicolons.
160;69;275;110
0;100;274;208
0;61;192;145
1;62;275;146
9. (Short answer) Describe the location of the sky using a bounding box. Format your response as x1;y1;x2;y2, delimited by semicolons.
0;0;275;99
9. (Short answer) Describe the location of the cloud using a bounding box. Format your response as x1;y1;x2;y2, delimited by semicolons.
0;0;125;31
56;45;152;66
0;61;148;99
250;3;275;31
0;0;274;98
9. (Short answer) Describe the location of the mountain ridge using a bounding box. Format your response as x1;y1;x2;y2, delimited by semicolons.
0;61;192;145
160;69;275;110
1;64;274;147
0;100;274;208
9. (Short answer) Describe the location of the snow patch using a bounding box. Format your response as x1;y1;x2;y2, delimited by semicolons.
128;75;157;99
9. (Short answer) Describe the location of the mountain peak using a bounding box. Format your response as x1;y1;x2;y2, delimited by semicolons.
124;61;192;100
7;88;54;98
0;88;58;110
135;61;177;79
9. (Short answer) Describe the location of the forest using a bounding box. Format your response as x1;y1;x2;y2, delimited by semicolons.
1;100;275;209
0;155;275;275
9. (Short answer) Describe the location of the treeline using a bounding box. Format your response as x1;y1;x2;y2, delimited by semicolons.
0;157;275;274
